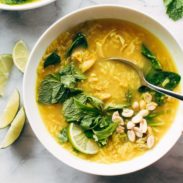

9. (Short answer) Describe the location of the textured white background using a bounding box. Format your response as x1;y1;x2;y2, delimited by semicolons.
0;0;183;182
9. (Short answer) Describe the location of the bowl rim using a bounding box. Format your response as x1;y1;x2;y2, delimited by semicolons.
23;4;183;176
0;0;56;11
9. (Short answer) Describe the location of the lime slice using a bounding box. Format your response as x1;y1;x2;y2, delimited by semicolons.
0;54;13;96
68;123;99;154
12;40;29;73
0;89;20;129
0;107;26;149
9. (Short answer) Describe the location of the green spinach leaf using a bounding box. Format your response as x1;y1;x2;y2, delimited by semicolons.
154;92;166;105
139;71;180;105
146;70;181;90
140;44;181;105
44;52;61;68
141;44;162;70
66;32;88;57
138;86;150;93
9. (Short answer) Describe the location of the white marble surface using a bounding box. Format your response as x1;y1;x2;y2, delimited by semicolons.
0;0;183;182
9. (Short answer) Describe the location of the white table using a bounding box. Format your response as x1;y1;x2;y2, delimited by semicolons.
0;0;183;182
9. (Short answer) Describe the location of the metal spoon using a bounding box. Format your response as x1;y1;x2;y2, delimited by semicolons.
105;57;183;101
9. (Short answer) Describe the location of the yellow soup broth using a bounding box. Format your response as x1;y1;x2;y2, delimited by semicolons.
36;19;179;163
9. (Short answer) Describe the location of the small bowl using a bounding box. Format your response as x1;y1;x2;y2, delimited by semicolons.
23;5;183;176
0;0;55;11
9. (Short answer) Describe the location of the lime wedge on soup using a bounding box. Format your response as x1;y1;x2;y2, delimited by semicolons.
0;54;13;96
0;89;20;129
13;40;29;73
0;107;26;149
68;123;99;154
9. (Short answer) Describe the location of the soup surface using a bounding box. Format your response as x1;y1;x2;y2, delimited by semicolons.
36;19;180;163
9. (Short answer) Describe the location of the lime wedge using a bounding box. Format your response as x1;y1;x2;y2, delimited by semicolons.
12;40;29;73
68;123;99;154
0;107;26;149
0;54;13;96
0;89;20;129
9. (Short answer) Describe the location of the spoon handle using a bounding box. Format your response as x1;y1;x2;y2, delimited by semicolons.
147;82;183;101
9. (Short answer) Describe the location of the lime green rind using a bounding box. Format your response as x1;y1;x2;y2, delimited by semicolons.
68;123;99;155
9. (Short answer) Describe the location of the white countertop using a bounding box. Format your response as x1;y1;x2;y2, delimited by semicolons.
0;0;183;182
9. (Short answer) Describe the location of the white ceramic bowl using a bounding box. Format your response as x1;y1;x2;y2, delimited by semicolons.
23;5;183;176
0;0;55;11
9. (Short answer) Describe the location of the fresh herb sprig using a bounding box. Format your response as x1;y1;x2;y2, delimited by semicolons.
38;63;85;104
63;93;118;146
39;63;119;146
164;0;183;21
